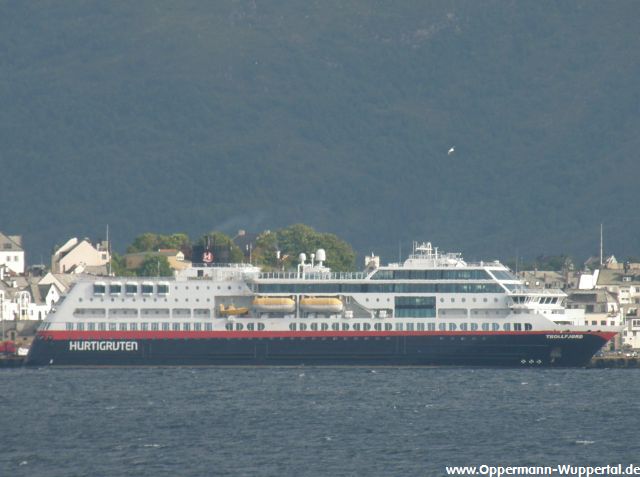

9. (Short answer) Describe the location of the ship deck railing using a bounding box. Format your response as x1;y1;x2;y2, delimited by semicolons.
256;271;368;281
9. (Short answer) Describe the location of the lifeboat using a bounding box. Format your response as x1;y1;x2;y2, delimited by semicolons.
252;297;296;313
300;297;344;313
218;304;249;316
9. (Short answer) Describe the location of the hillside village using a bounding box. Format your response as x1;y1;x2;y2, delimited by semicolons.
1;230;640;353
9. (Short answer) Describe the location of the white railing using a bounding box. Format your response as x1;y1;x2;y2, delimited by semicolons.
257;271;367;281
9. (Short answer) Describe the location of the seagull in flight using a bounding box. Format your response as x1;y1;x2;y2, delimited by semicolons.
447;146;455;155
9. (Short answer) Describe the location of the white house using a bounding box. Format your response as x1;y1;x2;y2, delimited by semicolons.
0;232;25;275
1;276;64;327
51;237;110;274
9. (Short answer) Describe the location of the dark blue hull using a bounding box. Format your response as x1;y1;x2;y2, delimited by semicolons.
26;332;612;367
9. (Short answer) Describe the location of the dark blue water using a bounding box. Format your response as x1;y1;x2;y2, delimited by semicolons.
1;367;638;477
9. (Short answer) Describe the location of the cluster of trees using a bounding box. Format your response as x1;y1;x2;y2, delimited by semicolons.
252;224;356;272
110;224;356;276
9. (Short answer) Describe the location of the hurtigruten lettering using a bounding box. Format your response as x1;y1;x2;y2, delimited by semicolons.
69;341;139;352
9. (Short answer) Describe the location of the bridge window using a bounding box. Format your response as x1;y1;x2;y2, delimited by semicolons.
257;323;265;331
157;283;169;295
119;323;127;331
374;323;382;331
205;323;213;331
93;283;106;295
125;283;138;294
142;283;154;295
235;323;244;331
524;323;532;331
109;283;122;295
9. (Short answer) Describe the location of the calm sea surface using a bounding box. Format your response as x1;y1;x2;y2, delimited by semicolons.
1;367;639;477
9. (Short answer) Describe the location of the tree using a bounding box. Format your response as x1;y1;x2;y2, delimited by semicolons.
137;255;173;277
127;233;191;254
255;224;356;271
109;252;135;276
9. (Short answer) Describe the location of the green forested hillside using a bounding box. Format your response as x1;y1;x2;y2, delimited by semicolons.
1;1;639;264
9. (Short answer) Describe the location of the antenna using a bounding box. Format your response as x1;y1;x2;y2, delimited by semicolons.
600;223;603;267
106;224;112;276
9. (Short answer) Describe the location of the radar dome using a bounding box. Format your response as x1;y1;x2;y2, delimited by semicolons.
316;249;326;262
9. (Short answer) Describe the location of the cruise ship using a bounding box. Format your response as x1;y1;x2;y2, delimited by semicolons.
26;242;619;367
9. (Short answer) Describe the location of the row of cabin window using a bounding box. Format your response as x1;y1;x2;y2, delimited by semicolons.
73;308;211;318
371;269;491;280
65;321;533;332
67;322;263;332
93;283;170;295
253;283;504;294
287;322;533;332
